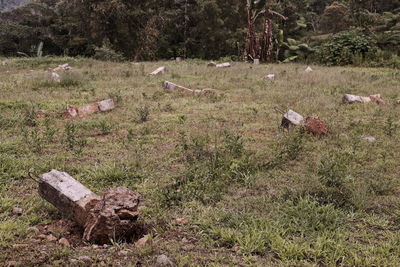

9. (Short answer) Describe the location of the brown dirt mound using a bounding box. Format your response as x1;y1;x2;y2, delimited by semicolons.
304;116;328;137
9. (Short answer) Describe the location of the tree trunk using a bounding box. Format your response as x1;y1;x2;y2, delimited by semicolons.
261;0;273;62
261;16;273;62
246;8;257;61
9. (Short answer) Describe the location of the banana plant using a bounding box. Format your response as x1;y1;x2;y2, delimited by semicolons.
279;38;314;63
245;0;287;62
246;0;266;61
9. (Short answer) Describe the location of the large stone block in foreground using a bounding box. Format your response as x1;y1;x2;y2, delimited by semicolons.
39;170;100;226
39;170;140;244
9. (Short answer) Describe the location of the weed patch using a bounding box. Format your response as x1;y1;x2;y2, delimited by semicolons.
159;132;257;206
200;197;346;264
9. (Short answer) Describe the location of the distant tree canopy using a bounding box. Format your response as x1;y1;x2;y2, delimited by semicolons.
0;0;399;63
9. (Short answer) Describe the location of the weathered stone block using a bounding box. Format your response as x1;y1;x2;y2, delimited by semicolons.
264;74;275;80
51;72;61;82
150;66;166;75
342;94;371;104
77;103;100;117
97;99;115;112
281;110;304;128
39;170;140;244
39;170;100;226
216;62;231;68
163;81;193;93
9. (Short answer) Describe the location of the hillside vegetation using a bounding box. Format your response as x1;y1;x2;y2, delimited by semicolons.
0;58;399;266
0;0;399;67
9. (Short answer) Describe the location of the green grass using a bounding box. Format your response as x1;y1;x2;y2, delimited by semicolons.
0;57;399;266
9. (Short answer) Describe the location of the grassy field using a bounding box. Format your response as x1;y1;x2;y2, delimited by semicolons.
0;57;399;266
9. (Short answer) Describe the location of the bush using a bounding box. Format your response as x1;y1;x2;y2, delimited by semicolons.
136;106;150;123
93;46;125;62
317;32;378;66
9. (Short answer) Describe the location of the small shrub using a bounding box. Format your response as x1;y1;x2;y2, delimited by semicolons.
177;132;211;164
163;103;174;112
22;127;45;153
93;46;125;62
22;105;37;127
44;118;57;143
136;106;150;122
108;90;123;104
223;131;244;158
263;132;305;169
62;122;87;154
318;151;353;188
308;150;356;208
383;116;397;136
127;129;135;142
177;114;186;124
97;120;112;135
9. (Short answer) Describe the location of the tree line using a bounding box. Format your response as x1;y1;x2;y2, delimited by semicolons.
0;0;399;66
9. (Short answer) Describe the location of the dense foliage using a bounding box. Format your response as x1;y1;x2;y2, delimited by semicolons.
0;0;399;65
317;32;378;66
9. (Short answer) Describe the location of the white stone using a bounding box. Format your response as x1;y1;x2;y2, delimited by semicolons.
305;66;313;73
53;63;71;71
283;110;304;126
12;207;23;215
97;99;115;112
156;255;173;266
362;137;376;142
41;170;93;202
216;62;231;68
59;237;70;247
77;256;92;262
254;59;260;65
342;94;371;104
65;105;78;118
39;170;100;225
265;74;275;80
51;72;61;82
150;66;166;75
163;81;193;93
